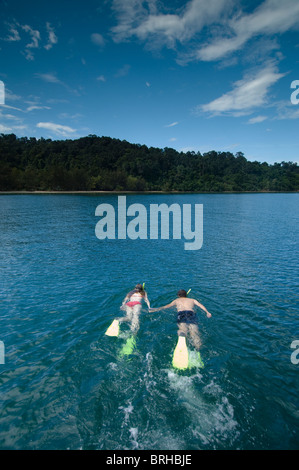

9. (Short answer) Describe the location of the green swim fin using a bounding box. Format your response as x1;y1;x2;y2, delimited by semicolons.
119;336;136;357
188;350;204;369
105;319;120;337
172;335;189;370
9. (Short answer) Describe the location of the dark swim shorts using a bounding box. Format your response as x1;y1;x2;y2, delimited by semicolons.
177;310;198;325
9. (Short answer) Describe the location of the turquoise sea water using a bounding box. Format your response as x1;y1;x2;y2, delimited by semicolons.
0;193;298;450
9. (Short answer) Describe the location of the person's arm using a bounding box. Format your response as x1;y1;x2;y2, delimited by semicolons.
149;299;177;313
194;300;212;318
120;293;130;309
144;292;151;309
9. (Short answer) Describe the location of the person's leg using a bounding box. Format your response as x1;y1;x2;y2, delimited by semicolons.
188;323;201;350
117;306;133;324
130;304;141;333
177;322;188;337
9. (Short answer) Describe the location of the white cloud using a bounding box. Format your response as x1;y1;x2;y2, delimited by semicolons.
35;72;62;84
273;101;299;120
0;112;27;133
1;103;23;112
111;0;299;66
0;123;13;132
36;122;77;136
47;98;69;104
115;64;131;77
21;24;41;60
2;112;21;120
111;0;151;42
111;0;230;47
35;73;80;95
44;23;58;50
96;75;106;82
91;33;105;47
196;0;299;61
248;115;268;124
26;105;51;112
199;63;285;116
4;89;22;101
196;34;247;62
59;112;83;120
2;21;58;60
165;121;178;127
3;24;21;42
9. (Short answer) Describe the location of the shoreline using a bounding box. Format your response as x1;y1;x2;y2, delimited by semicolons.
0;190;298;195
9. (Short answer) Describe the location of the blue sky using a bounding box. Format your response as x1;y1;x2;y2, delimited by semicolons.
0;0;299;164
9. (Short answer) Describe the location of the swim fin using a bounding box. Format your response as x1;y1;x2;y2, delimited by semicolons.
119;336;136;357
172;335;189;370
188;350;204;369
105;319;120;337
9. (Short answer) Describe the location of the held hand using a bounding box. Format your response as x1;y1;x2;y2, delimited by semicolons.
206;312;212;318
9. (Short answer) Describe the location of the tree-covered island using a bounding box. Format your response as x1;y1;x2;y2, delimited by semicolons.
0;133;298;192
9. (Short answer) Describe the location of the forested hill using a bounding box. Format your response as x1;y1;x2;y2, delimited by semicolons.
0;133;298;192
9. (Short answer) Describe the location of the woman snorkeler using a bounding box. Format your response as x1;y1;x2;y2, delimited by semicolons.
105;283;150;338
120;283;150;333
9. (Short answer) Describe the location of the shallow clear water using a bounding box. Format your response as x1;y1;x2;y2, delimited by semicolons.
0;193;298;450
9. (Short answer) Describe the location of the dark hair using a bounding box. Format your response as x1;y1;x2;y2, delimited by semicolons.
177;289;187;297
127;284;145;298
135;284;144;292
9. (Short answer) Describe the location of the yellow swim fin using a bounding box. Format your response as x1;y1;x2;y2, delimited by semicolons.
172;335;189;370
105;319;120;337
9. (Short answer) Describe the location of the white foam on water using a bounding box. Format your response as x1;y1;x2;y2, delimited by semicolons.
119;401;134;428
167;369;201;391
129;427;139;449
143;352;157;392
134;428;186;451
116;401;139;449
167;369;239;448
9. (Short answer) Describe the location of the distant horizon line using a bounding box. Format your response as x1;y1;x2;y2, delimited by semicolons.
1;190;298;195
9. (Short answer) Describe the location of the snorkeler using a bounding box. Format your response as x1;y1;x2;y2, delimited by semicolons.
119;283;150;333
149;289;211;351
105;283;150;337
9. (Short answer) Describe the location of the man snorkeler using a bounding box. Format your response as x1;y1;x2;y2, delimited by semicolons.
150;289;211;350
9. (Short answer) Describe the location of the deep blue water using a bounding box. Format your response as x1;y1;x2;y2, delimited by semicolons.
0;193;298;450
